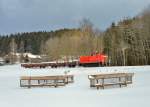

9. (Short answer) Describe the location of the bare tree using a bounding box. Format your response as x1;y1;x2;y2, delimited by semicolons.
10;38;17;64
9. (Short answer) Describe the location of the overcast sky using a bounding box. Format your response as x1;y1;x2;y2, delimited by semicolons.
0;0;150;35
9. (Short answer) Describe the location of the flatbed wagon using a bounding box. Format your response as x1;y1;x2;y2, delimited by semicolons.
21;61;77;68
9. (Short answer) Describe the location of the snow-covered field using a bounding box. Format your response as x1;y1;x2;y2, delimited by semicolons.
0;64;150;107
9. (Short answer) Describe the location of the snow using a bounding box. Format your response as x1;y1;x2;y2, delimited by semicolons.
0;65;150;107
23;53;41;59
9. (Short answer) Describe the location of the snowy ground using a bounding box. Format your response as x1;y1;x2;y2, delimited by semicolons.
0;64;150;107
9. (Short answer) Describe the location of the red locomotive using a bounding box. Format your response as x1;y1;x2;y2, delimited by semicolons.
79;53;107;67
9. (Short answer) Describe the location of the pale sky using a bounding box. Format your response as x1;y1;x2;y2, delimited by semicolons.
0;0;150;35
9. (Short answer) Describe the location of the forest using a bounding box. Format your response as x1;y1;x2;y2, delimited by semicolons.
0;6;150;66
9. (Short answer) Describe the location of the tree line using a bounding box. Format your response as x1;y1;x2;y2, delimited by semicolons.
103;6;150;65
0;6;150;66
0;29;73;55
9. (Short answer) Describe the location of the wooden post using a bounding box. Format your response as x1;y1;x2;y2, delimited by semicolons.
119;77;121;88
54;80;57;88
38;80;40;84
130;76;132;84
63;79;66;85
45;80;47;84
102;78;104;89
71;76;74;83
90;79;92;87
97;85;99;90
125;76;127;87
28;77;31;88
96;79;99;84
20;80;22;87
66;76;68;84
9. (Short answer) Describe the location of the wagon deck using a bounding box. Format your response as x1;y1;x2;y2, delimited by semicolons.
88;73;134;89
20;75;74;88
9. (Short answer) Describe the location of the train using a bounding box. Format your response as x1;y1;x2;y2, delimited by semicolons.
21;53;107;68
